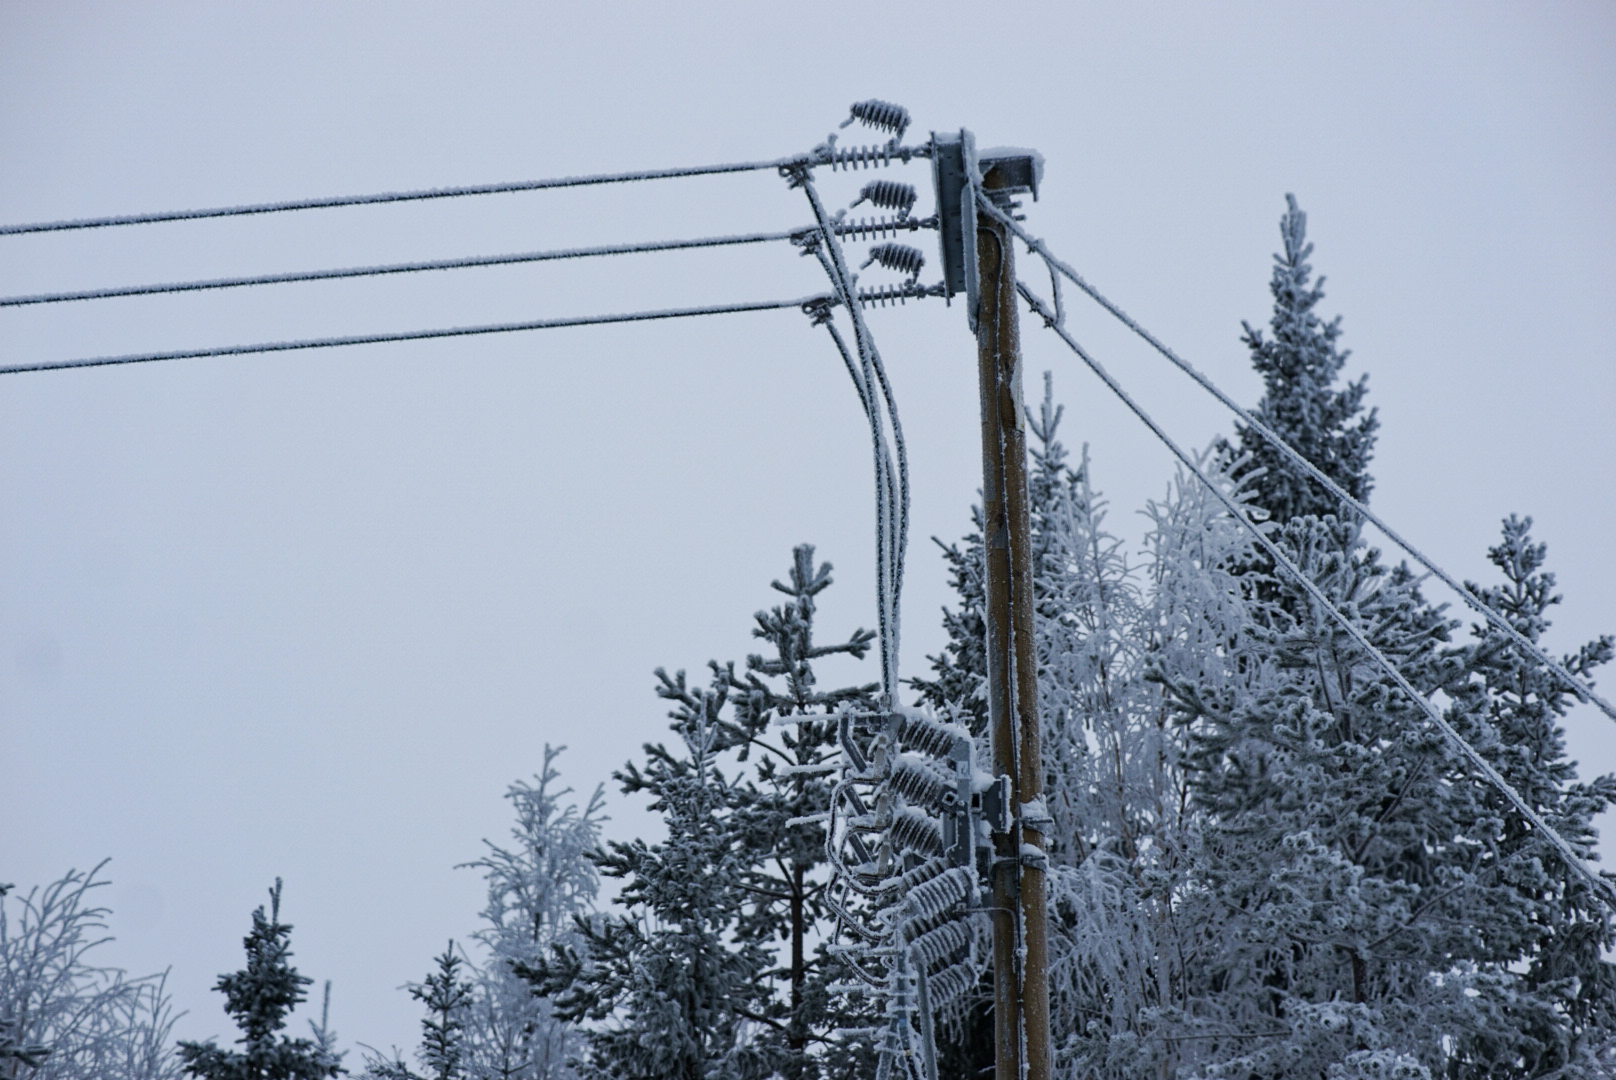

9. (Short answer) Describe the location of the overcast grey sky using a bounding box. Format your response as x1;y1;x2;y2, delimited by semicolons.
3;1;1612;1060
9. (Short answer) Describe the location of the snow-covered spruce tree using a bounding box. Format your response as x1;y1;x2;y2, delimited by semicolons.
178;880;343;1080
522;546;880;1080
1225;194;1378;526
457;747;603;1080
361;947;474;1080
1433;516;1616;1077
1153;513;1616;1080
1152;517;1468;1078
0;864;182;1080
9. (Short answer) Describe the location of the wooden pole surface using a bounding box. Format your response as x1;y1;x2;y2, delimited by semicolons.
974;162;1052;1080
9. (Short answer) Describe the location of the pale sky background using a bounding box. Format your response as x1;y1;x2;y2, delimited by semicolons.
2;1;1613;1062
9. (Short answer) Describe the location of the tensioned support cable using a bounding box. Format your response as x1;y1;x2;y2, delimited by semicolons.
1015;279;1616;913
976;196;1616;726
0;143;933;237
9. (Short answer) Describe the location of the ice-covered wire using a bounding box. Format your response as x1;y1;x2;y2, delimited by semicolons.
1016;279;1616;912
976;195;1616;725
0;294;834;376
1;142;933;237
0;229;801;308
798;177;909;698
0;158;800;236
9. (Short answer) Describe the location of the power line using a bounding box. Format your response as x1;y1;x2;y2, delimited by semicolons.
0;217;935;309
0;280;941;376
0;229;801;308
0;158;795;237
1015;279;1616;913
976;195;1616;726
0;143;932;237
0;295;830;376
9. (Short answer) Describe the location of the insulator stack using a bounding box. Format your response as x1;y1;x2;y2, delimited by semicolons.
856;282;939;308
825;144;901;171
898;712;969;759
925;962;977;1006
893;890;964;943
883;855;949;897
893;866;974;927
852;179;918;219
887;754;955;809
826;702;988;1079
861;243;925;282
834;215;929;241
841;99;912;142
887;806;944;856
908;921;973;970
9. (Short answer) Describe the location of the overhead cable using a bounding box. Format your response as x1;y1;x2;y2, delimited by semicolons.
0;295;830;376
0;229;801;308
1;280;941;376
1015;279;1616;913
0;142;932;237
976;195;1616;725
0;218;934;309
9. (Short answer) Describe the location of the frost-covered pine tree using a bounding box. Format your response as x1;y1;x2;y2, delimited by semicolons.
658;545;880;1080
1225;194;1378;525
178;880;343;1080
522;547;880;1080
458;747;603;1080
522;709;779;1080
0;864;182;1080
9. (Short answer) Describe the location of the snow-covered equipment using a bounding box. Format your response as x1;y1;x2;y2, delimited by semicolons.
861;243;925;282
823;706;993;1080
841;99;912;143
851;179;919;219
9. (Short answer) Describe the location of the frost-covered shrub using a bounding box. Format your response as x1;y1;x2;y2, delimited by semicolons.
0;863;181;1080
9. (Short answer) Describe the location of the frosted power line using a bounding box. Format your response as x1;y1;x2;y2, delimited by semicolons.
0;282;942;376
0;296;829;375
0;144;934;236
1014;279;1616;913
975;195;1616;726
0;230;802;307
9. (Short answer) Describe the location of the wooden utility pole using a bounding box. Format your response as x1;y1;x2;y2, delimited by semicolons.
974;156;1052;1080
